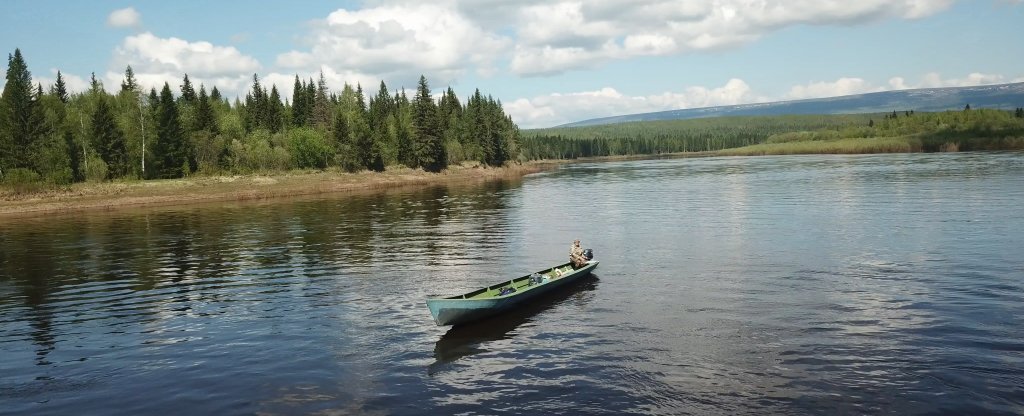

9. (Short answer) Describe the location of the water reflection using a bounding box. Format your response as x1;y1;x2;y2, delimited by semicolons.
429;275;599;375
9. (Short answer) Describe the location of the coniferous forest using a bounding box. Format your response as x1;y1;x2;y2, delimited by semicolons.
0;48;521;187
4;47;1024;191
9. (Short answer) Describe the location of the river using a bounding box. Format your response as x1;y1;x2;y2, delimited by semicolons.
2;152;1023;415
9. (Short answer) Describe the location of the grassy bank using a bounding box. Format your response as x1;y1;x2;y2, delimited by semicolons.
0;162;559;218
714;136;922;156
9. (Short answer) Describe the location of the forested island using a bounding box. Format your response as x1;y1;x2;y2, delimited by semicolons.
2;46;1023;214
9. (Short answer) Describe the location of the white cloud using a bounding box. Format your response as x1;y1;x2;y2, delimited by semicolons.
106;32;261;97
107;7;142;29
506;78;765;128
785;77;886;100
498;0;956;76
509;71;1021;128
34;70;91;94
275;4;509;88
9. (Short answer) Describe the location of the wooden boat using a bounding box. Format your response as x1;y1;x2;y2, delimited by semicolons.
426;260;600;326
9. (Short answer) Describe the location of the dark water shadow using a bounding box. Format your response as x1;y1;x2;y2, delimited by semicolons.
428;275;600;375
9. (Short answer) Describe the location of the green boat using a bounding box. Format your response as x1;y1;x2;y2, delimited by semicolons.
426;260;600;326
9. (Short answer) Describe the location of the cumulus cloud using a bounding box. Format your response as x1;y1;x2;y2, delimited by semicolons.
275;4;509;88
283;1;957;79
506;78;766;128
106;32;261;96
785;77;886;100
107;7;142;29
499;0;956;76
509;72;1020;128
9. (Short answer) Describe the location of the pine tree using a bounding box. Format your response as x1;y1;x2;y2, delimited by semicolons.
64;130;83;182
210;86;222;103
50;70;69;104
153;83;188;178
194;84;218;134
268;85;284;133
291;75;308;128
180;74;197;104
367;80;394;170
412;75;445;172
120;65;139;94
90;96;128;178
395;89;414;167
351;83;375;169
89;72;103;95
1;48;48;173
312;72;331;130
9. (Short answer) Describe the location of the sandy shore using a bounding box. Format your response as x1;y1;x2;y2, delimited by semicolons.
0;162;562;218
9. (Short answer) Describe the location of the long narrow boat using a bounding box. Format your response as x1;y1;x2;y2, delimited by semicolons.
426;260;600;326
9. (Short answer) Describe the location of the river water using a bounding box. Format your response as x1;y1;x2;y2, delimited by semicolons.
1;152;1023;415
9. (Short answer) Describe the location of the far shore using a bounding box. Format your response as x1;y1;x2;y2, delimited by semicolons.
0;162;563;218
4;142;1018;218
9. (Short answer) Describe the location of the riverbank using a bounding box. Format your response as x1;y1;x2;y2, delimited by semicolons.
0;162;561;218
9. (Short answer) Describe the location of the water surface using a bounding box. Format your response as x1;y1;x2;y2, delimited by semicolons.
2;152;1023;415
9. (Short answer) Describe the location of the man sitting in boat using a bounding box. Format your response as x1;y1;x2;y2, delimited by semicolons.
570;239;587;269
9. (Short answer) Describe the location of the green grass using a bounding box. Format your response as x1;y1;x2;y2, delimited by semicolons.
716;136;922;156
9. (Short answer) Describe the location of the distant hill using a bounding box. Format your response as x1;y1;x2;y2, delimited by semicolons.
558;82;1024;128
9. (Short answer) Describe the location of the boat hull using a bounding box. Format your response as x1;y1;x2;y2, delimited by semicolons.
426;261;599;326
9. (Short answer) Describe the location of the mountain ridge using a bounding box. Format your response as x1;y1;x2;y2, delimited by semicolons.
557;82;1024;128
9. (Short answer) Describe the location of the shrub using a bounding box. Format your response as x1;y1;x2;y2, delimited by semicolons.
1;168;43;194
288;128;333;169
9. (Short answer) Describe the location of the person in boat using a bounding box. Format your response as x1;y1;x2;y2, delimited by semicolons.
569;239;587;269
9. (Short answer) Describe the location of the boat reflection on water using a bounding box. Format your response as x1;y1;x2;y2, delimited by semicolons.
428;275;599;375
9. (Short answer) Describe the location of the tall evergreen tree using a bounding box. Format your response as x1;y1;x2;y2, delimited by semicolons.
1;48;47;173
50;70;69;104
412;75;445;172
352;83;375;169
180;74;197;104
89;72;103;95
64;130;83;182
210;86;222;103
312;72;331;130
90;96;128;178
243;74;269;132
120;65;139;94
268;85;284;133
194;84;218;134
153;83;189;178
291;75;309;128
395;90;414;167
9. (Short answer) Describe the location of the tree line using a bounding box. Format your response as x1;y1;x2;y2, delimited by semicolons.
520;114;877;159
0;48;520;187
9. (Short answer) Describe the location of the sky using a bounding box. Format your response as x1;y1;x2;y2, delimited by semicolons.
2;0;1023;128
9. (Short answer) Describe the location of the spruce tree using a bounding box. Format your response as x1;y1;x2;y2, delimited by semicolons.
395;89;414;167
194;84;218;135
291;75;308;128
64;130;83;182
180;74;197;104
268;85;284;133
90;96;129;178
1;48;47;172
312;72;331;130
412;75;445;172
50;70;69;104
120;65;139;94
89;72;103;95
153;83;188;178
210;86;222;103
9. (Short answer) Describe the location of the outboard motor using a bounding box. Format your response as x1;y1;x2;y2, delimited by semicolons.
583;248;594;261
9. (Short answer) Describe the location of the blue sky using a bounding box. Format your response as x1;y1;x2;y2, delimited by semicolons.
2;0;1022;128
